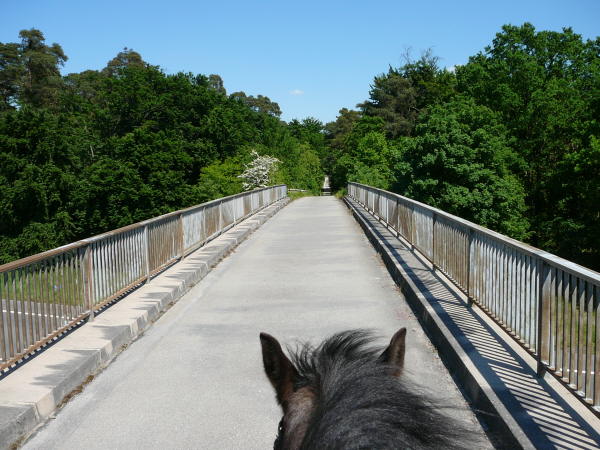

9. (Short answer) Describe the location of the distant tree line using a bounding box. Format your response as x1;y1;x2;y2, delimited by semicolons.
2;24;598;272
324;23;600;271
0;29;325;263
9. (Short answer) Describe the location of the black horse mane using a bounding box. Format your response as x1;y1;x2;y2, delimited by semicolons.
288;330;469;450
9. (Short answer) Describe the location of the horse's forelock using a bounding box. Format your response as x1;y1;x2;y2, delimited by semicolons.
283;330;469;450
289;330;382;386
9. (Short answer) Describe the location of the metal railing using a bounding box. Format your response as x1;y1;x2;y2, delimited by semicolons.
0;185;287;371
348;182;600;410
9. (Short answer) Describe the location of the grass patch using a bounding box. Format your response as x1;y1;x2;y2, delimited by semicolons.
334;188;347;199
288;190;317;201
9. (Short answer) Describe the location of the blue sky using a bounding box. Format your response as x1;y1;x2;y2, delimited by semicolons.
2;0;599;123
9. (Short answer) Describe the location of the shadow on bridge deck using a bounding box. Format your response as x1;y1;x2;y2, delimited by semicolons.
346;196;600;449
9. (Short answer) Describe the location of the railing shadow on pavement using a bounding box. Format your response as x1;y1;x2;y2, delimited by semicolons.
348;196;600;449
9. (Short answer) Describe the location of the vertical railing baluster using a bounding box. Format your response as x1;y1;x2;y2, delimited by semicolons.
537;259;546;375
26;265;34;346
15;269;24;353
556;270;564;377
467;229;474;306
6;271;15;359
38;261;47;340
585;282;593;401
569;276;577;386
178;213;184;259
0;272;5;362
83;245;94;322
144;225;150;283
98;239;106;304
576;278;585;392
47;262;56;339
594;285;599;407
65;252;74;320
107;236;114;301
53;257;60;330
233;196;238;225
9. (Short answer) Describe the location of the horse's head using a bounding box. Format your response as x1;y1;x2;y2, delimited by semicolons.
259;328;407;450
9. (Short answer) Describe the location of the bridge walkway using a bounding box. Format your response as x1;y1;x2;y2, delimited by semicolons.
23;196;489;449
346;196;600;449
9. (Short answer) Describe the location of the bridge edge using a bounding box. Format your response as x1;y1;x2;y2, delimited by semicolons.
0;198;290;450
343;195;535;450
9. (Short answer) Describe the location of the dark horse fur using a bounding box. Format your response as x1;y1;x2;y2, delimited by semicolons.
260;329;469;449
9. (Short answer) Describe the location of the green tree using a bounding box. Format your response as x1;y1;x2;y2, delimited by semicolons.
273;143;323;193
358;69;417;139
325;108;361;151
0;29;67;108
0;41;21;109
0;29;328;264
193;152;248;202
229;91;281;117
208;74;226;95
399;50;456;111
327;115;386;190
345;131;394;189
396;97;529;239
103;47;145;76
358;51;456;139
288;117;328;165
456;23;600;266
543;136;600;268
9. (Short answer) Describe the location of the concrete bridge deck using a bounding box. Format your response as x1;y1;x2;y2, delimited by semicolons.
6;195;600;449
21;196;489;449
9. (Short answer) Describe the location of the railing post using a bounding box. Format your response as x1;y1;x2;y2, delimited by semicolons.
144;225;150;284
83;244;94;322
233;197;238;225
218;200;223;231
178;213;184;259
395;197;400;238
467;229;474;306
432;212;437;269
537;259;547;377
410;205;416;250
385;194;390;226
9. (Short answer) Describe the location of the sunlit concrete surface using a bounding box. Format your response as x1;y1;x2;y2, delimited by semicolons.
23;197;490;449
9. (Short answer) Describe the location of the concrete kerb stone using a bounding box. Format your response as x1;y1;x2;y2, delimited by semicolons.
343;196;534;450
0;197;290;450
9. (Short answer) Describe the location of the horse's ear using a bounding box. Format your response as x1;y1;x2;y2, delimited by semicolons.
260;332;298;406
379;327;407;373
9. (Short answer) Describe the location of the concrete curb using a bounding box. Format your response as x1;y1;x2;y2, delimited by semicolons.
0;198;289;450
344;196;533;449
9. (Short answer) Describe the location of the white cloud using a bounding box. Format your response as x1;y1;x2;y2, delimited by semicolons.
290;89;304;96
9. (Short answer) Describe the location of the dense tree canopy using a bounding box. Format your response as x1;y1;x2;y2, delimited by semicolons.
455;24;600;266
326;23;599;270
0;29;67;109
396;97;529;239
0;29;324;264
1;24;598;272
229;91;282;117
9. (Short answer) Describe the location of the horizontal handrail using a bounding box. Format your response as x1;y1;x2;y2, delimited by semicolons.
0;185;287;371
351;183;600;285
0;188;283;272
348;182;599;411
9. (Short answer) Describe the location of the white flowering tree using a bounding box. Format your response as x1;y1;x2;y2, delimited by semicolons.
238;150;280;191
